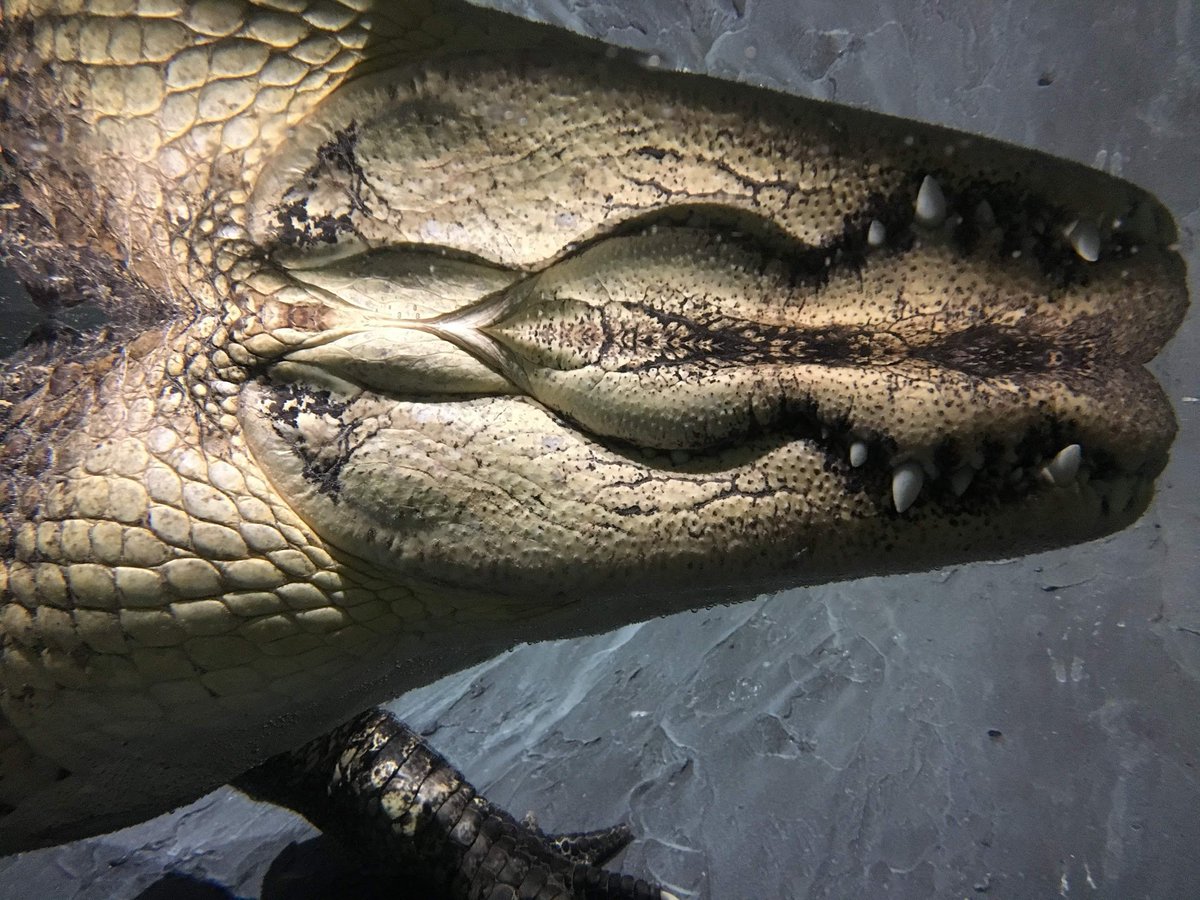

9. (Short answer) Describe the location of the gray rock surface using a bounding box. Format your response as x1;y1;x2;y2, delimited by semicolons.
1;1;1197;898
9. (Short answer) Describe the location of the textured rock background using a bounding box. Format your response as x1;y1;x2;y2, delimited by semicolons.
1;1;1197;898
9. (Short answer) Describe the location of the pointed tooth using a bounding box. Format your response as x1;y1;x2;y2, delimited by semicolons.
950;466;975;496
1067;220;1100;262
915;175;947;226
891;461;924;513
849;441;868;467
1107;477;1134;513
1043;443;1082;486
867;219;887;247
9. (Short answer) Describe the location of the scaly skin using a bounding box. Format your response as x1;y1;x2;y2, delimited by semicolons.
0;0;1188;887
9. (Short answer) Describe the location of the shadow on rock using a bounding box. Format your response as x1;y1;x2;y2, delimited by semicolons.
132;836;402;900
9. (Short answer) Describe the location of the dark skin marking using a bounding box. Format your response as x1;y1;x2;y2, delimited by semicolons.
272;124;371;250
261;383;359;502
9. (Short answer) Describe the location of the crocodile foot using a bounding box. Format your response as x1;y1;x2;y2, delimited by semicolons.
235;708;674;900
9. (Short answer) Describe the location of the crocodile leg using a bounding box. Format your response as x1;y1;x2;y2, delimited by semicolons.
235;708;673;900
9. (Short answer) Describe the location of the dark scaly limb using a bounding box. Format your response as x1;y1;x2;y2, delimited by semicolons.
235;708;676;900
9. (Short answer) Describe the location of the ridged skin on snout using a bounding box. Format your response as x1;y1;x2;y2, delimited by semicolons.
0;0;1188;854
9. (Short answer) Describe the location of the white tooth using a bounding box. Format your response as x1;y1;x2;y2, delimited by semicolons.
867;219;887;247
915;175;947;226
974;200;996;227
1067;219;1100;262
1043;443;1082;486
892;461;924;513
950;466;975;496
849;441;868;467
1107;477;1134;513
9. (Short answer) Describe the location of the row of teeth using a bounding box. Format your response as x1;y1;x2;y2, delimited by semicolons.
864;175;1102;263
848;441;1083;513
863;177;1110;512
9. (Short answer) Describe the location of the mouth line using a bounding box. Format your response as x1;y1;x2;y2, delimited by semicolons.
589;177;1152;294
587;391;1150;517
258;362;1148;528
267;159;1159;292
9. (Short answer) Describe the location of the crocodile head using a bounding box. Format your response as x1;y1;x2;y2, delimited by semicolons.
0;0;1188;851
231;3;1186;613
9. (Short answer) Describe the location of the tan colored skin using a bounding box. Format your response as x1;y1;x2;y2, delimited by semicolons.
0;0;1187;853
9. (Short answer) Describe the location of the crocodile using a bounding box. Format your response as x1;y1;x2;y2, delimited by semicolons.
0;0;1188;896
